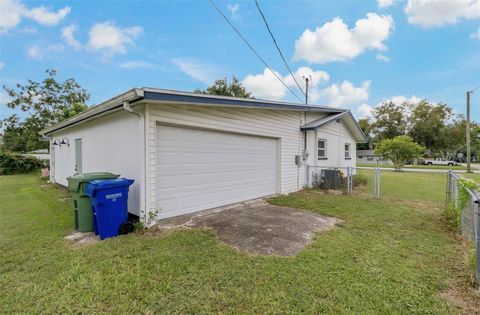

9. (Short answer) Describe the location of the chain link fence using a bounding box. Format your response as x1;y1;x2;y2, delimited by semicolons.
306;165;480;282
447;170;480;282
306;165;380;198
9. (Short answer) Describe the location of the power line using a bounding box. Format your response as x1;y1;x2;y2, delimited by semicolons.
208;0;304;103
471;85;480;92
254;0;306;97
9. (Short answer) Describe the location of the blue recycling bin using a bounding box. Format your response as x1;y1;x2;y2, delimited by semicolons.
85;178;134;240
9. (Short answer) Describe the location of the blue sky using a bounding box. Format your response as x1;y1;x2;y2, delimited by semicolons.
0;0;479;122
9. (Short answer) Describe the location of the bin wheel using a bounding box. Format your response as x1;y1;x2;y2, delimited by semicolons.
119;221;135;235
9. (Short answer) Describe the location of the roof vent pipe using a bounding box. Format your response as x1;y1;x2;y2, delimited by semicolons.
123;101;141;117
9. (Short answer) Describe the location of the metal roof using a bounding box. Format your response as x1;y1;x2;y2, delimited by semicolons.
41;87;349;135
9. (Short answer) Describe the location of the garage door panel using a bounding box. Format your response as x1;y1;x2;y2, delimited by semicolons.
156;125;278;217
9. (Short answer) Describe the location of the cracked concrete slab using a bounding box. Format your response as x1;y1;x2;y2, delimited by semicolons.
156;199;340;256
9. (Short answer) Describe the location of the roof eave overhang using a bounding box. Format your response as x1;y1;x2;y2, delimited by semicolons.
40;89;144;136
301;111;368;143
142;90;345;113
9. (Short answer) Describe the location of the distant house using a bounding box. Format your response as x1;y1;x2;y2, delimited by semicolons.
24;149;50;160
356;149;392;165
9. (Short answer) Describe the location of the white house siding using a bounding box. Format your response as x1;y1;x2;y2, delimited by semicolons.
314;120;357;168
49;110;145;216
146;104;326;216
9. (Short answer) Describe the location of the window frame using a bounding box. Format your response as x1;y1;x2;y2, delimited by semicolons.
317;138;327;160
344;143;351;160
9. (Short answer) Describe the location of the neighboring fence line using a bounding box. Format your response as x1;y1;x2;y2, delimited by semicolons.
446;170;480;282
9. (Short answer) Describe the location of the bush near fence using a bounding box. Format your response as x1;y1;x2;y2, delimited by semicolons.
0;152;46;175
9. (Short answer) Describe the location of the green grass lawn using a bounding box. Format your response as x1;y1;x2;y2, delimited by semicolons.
357;163;466;170
357;169;449;202
1;174;478;314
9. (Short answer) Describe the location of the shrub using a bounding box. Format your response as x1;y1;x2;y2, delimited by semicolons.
0;152;45;175
352;174;368;187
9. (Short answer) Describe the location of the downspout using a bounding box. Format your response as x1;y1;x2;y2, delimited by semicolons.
123;101;141;117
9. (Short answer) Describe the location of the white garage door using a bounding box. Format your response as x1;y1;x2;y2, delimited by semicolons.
156;125;278;218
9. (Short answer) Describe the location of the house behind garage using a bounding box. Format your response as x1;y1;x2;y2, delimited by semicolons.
41;88;367;221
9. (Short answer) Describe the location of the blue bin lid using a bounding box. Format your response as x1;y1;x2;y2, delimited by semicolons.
87;178;134;190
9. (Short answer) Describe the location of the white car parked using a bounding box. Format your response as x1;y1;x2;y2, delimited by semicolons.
423;158;459;166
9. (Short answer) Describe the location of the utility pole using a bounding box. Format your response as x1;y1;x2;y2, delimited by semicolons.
303;75;311;104
467;90;473;173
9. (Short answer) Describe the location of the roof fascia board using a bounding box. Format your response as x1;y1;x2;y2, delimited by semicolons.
301;111;368;143
41;89;143;135
142;90;344;113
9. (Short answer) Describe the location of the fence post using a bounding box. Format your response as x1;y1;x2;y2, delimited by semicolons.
446;170;450;204
375;167;381;199
346;166;351;195
307;165;310;188
475;198;480;283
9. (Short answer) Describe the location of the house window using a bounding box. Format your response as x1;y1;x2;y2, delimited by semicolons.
317;139;327;159
367;157;374;161
345;143;351;159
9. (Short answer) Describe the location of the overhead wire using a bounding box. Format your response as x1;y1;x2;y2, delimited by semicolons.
208;0;304;103
254;0;306;97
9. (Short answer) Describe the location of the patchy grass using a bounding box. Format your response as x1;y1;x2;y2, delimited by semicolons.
357;163;466;170
1;174;479;314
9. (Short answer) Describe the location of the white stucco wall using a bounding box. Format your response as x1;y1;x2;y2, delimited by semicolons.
49;109;145;216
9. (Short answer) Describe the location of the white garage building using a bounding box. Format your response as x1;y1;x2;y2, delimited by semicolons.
41;88;366;221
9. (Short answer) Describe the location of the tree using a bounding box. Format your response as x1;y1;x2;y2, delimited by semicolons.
408;100;452;156
357;118;373;150
194;76;254;99
1;69;89;152
371;101;410;142
375;135;424;170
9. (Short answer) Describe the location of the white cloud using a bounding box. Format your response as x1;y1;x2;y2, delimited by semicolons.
293;13;394;63
27;44;64;60
376;54;390;62
384;95;422;105
119;61;155;70
171;58;223;85
227;4;239;17
405;0;480;28
23;5;70;26
61;24;82;50
0;0;70;34
27;45;41;59
243;68;289;100
19;26;37;34
283;66;330;88
241;67;370;108
471;27;480;39
242;67;330;101
378;0;395;8
357;104;374;118
0;0;24;34
315;80;371;107
0;90;12;106
0;62;4;70
87;21;142;57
